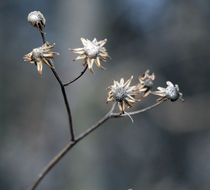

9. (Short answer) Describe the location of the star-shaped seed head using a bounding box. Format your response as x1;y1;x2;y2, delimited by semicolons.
27;11;46;32
137;70;155;98
106;76;140;114
23;42;59;75
153;81;184;102
71;38;110;73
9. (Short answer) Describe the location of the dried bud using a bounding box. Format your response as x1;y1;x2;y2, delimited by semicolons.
23;42;59;75
153;81;184;102
106;76;140;114
27;11;46;31
137;70;155;98
71;38;110;73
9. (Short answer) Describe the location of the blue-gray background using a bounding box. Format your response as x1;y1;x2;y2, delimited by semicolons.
1;0;210;190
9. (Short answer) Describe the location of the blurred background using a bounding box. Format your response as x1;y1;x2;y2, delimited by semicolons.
1;0;210;189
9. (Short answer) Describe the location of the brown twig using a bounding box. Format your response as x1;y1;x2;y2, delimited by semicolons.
64;65;88;86
111;101;164;118
38;29;75;141
40;31;46;44
50;67;75;141
38;24;46;44
38;25;46;44
29;103;116;190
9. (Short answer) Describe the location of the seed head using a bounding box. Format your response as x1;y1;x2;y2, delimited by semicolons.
23;42;59;75
71;38;110;73
153;81;184;102
106;76;140;114
28;11;46;31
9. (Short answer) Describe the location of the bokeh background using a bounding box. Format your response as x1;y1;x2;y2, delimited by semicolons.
1;0;210;189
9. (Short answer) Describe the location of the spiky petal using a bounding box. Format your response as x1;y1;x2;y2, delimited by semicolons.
71;38;110;73
152;81;184;102
24;42;59;75
106;76;140;114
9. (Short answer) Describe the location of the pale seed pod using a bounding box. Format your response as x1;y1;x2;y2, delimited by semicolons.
27;11;46;31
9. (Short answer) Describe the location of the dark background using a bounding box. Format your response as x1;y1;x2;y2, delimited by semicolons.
1;0;210;189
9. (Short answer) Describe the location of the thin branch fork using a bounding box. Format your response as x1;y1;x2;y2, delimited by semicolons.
39;27;88;87
39;28;75;141
64;65;88;86
29;101;163;190
50;66;75;141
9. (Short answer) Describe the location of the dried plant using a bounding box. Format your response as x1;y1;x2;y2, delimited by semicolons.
71;37;110;73
106;76;140;114
24;42;59;75
137;69;155;98
152;81;184;102
23;11;184;190
28;11;46;32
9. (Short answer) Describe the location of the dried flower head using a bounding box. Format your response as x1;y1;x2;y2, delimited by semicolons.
28;11;46;32
153;81;184;102
71;38;110;73
137;70;155;98
24;42;59;75
106;76;140;114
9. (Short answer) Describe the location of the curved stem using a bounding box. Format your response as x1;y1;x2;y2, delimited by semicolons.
111;101;164;118
29;103;116;190
64;65;88;86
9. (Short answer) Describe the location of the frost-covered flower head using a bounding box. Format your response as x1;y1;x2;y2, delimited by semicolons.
137;70;155;98
153;81;184;102
71;38;110;73
106;76;140;114
27;11;46;32
24;42;59;75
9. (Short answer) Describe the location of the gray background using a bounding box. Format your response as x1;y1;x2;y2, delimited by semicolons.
1;0;210;189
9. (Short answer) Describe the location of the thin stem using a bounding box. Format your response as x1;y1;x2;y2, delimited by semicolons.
50;67;75;141
64;65;88;86
111;100;164;118
38;25;46;44
29;101;163;190
29;141;74;190
38;29;75;141
76;102;116;141
40;32;46;44
29;103;116;190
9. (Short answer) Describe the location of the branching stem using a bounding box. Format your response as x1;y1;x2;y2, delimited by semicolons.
50;67;75;141
64;65;88;86
29;103;116;190
29;101;163;190
38;29;75;141
29;22;166;190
